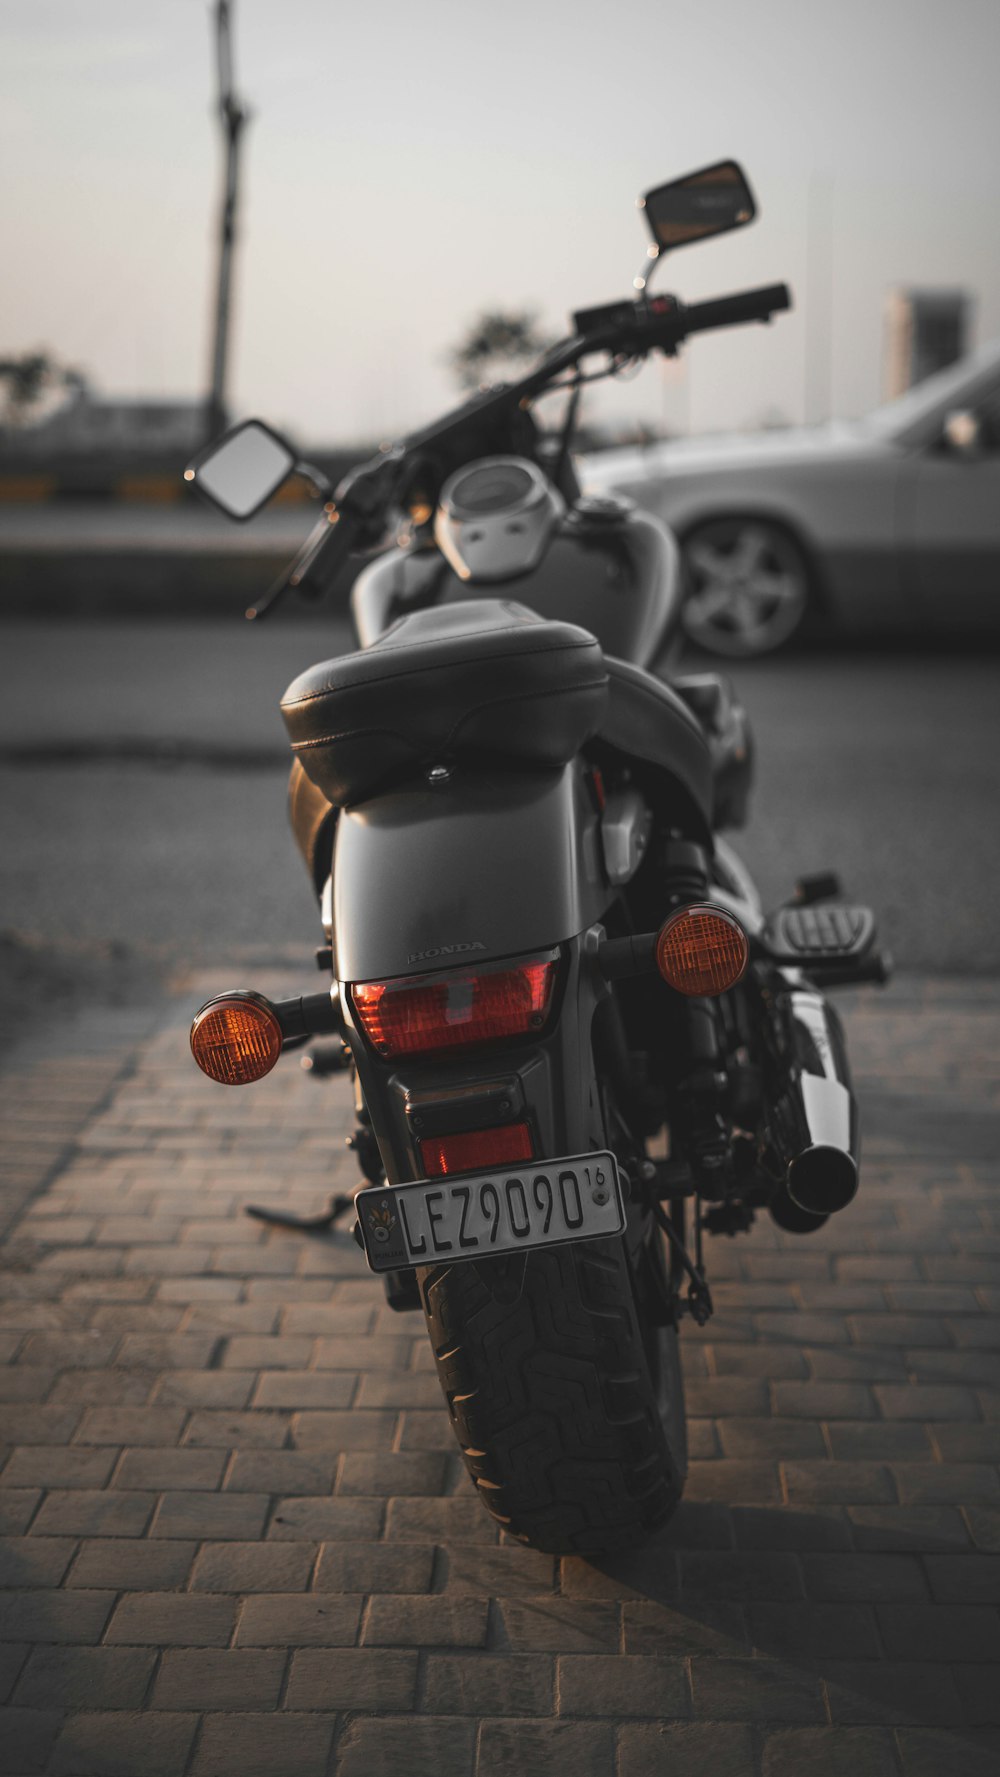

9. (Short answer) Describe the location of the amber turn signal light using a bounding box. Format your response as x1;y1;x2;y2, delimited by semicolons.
190;992;283;1086
655;904;749;997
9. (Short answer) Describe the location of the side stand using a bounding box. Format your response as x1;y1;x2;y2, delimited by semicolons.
242;1040;381;1234
244;1194;355;1234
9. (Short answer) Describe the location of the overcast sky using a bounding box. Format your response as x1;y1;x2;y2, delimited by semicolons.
3;0;999;444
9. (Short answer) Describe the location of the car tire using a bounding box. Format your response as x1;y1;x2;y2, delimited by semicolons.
681;518;811;658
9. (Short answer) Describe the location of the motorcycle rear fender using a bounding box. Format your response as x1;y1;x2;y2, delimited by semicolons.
331;761;608;984
331;760;638;1213
340;932;614;1195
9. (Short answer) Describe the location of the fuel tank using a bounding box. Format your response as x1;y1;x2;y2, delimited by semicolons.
352;498;682;670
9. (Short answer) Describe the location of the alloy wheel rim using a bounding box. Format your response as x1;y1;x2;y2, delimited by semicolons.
682;523;807;656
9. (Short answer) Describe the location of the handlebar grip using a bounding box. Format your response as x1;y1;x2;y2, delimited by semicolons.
681;283;792;336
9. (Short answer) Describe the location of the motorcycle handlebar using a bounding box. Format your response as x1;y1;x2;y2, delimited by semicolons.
570;281;792;360
250;278;793;616
679;283;792;338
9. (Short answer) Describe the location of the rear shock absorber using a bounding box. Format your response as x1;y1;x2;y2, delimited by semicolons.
660;835;710;911
660;837;735;1200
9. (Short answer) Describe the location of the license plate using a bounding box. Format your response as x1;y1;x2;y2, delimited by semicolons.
356;1151;624;1273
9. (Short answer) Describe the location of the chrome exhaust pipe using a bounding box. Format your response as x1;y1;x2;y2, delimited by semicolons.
767;987;858;1230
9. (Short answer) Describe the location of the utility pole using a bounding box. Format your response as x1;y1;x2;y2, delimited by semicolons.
205;0;249;442
804;171;834;425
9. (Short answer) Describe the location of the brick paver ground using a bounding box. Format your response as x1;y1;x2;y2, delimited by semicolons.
0;973;997;1776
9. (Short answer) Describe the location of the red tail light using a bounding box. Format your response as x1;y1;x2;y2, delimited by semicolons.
350;951;559;1058
419;1123;534;1177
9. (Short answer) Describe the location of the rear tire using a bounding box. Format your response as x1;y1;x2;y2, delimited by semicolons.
419;1228;686;1555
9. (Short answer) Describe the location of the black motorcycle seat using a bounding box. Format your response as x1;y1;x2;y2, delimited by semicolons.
281;600;608;807
282;598;715;838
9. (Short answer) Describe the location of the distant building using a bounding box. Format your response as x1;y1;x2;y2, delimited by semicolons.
883;289;972;398
12;390;205;455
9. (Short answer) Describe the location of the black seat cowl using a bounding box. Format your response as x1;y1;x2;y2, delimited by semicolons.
281;600;608;809
593;655;715;842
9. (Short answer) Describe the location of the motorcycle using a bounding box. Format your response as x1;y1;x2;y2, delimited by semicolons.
185;160;890;1555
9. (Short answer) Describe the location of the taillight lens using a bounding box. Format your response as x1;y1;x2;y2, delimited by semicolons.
350;952;558;1058
656;904;749;997
419;1123;534;1177
190;993;283;1085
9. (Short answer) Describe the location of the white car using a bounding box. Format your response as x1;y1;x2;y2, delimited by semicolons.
581;340;1000;656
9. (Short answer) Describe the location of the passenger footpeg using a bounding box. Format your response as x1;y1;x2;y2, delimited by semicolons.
301;1042;351;1078
767;902;874;960
762;903;891;986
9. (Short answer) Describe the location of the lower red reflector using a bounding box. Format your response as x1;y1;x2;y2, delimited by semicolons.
419;1123;534;1177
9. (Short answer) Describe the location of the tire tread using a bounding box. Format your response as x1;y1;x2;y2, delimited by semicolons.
418;1235;684;1554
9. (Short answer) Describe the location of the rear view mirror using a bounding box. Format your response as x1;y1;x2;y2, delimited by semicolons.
641;160;756;253
185;419;297;521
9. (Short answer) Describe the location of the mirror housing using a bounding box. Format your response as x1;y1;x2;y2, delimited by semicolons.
640;160;756;255
184;419;297;521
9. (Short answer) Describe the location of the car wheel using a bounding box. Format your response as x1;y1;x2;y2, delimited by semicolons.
681;519;811;658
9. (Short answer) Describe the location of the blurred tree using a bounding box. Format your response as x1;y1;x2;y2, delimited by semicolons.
449;310;554;391
0;351;87;425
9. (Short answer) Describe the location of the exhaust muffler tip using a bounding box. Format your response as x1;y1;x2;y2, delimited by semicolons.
770;1189;829;1234
786;1144;858;1218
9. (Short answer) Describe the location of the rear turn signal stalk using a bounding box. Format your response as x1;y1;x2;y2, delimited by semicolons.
597;904;749;997
655;904;749;997
190;989;340;1086
190;993;283;1086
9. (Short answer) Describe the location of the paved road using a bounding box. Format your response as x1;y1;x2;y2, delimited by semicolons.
0;502;313;554
0;971;996;1775
1;621;997;975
